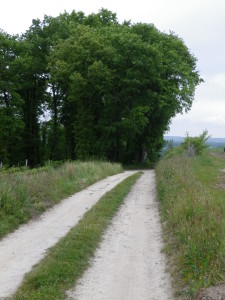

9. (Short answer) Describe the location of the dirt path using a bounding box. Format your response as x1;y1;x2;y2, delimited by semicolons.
67;170;173;300
0;171;136;298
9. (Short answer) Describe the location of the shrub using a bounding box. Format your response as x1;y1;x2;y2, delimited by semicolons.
182;130;210;155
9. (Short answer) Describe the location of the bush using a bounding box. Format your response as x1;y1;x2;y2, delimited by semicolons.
182;130;210;155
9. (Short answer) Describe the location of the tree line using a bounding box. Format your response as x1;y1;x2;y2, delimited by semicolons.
0;9;202;167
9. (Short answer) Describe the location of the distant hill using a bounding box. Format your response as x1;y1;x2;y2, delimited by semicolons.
164;136;225;148
207;138;225;148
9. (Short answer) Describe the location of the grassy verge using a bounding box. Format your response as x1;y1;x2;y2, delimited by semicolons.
156;150;225;298
13;172;141;299
0;161;123;239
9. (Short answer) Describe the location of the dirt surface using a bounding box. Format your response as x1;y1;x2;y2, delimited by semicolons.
67;170;173;300
0;171;136;298
195;284;225;299
210;152;225;160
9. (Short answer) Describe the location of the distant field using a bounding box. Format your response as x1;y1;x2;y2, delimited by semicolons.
156;149;225;297
165;136;225;148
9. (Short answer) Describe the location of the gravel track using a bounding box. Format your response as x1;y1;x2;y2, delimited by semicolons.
67;170;173;300
0;171;136;298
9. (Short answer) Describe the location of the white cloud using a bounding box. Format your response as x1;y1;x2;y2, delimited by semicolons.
169;72;225;137
209;73;225;89
206;116;225;125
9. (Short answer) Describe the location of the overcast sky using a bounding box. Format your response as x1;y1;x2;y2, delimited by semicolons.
1;0;225;137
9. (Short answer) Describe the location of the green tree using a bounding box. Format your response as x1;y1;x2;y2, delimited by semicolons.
16;19;49;166
47;12;202;164
0;9;202;165
48;24;114;159
0;31;24;165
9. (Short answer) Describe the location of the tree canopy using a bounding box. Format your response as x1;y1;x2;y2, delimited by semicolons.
0;9;202;166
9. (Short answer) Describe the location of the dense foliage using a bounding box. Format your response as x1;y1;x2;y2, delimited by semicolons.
0;9;202;166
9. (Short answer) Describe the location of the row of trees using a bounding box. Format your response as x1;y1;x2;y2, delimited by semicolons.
0;9;202;166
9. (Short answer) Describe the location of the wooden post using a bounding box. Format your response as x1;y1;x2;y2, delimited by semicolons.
25;159;28;168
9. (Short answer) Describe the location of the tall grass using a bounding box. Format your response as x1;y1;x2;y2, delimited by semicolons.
156;152;225;297
0;161;122;239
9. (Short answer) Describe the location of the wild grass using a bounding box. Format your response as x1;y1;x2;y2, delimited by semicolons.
13;172;141;299
156;150;225;297
0;161;123;239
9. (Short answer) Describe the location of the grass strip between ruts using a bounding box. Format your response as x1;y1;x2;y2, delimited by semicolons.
13;171;141;300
